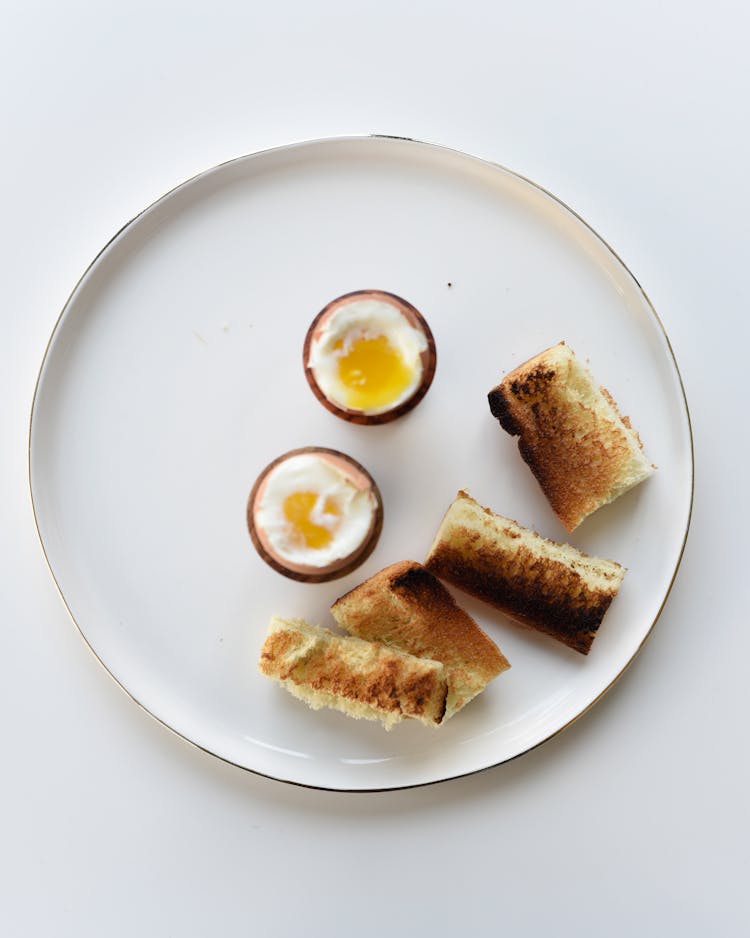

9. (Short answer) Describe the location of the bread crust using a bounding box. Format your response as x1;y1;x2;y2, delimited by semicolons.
332;561;509;717
488;342;652;531
259;617;448;728
424;492;625;655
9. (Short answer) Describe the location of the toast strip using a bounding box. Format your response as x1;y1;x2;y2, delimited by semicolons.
258;616;448;729
424;492;625;655
332;561;509;719
488;342;653;531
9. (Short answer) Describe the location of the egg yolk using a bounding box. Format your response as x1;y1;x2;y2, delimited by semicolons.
337;334;415;411
283;491;340;549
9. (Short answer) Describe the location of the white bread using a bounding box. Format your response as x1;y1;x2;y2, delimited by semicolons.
331;561;510;719
258;616;448;729
488;342;653;531
424;491;625;655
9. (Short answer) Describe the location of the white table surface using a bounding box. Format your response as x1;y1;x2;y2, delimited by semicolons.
3;2;747;935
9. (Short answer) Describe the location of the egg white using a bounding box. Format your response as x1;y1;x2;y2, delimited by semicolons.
308;297;428;415
255;453;376;567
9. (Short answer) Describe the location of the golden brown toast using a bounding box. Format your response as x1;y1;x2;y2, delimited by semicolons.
258;616;448;729
488;342;653;531
331;561;509;719
424;491;625;655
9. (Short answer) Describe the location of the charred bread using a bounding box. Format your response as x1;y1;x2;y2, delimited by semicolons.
488;342;653;531
258;616;448;729
331;561;510;719
424;491;625;655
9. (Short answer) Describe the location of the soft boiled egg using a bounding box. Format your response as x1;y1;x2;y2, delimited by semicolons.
247;447;383;582
304;290;436;424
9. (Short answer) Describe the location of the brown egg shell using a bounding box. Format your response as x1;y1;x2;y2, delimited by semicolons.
302;290;437;425
246;446;384;583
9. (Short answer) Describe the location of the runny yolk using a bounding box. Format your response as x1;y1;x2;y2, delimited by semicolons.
337;334;415;411
283;491;340;549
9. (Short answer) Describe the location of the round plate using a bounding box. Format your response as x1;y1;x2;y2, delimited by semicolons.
29;136;692;791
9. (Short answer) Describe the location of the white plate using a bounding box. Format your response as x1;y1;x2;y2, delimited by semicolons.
29;136;692;790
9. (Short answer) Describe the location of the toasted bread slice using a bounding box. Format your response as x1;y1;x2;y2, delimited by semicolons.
331;561;510;719
424;491;625;655
488;342;653;531
258;616;448;729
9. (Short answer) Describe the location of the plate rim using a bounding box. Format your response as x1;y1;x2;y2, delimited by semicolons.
27;134;695;792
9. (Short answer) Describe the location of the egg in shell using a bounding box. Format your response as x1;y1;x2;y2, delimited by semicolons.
304;290;436;424
247;447;383;582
